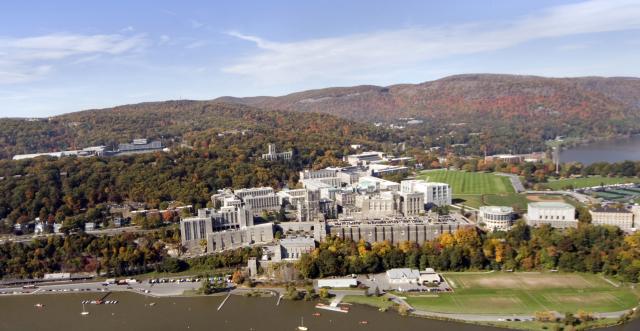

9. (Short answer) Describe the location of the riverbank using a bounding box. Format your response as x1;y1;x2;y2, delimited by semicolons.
2;272;639;331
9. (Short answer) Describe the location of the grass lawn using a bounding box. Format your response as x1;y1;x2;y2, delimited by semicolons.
482;318;621;331
419;170;515;195
453;193;531;212
546;176;640;190
342;295;396;309
404;272;638;315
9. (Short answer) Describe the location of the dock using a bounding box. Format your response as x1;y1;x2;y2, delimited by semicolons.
217;292;231;311
276;294;283;306
315;293;348;313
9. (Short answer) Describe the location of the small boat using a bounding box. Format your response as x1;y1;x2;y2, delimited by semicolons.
359;321;368;325
312;312;321;317
149;302;156;306
34;303;44;308
81;303;89;316
297;317;308;331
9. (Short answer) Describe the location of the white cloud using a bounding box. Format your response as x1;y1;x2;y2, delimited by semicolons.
185;40;207;49
190;19;205;29
223;0;640;84
0;33;147;84
159;34;171;45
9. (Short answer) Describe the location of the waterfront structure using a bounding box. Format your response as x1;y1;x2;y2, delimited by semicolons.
420;268;441;283
386;268;441;286
478;206;515;232
386;268;421;285
317;278;358;288
525;202;577;228
261;144;293;161
589;207;634;232
400;180;452;206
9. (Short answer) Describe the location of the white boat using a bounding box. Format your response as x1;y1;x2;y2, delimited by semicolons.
297;317;308;331
81;303;89;316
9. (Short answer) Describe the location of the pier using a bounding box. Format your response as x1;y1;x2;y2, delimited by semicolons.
217;292;231;311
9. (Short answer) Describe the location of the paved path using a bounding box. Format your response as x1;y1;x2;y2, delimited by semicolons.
495;173;525;193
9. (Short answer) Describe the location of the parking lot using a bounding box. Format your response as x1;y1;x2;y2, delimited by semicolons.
357;273;452;294
0;277;210;297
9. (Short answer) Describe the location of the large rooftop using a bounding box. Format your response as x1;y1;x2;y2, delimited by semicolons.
528;202;574;209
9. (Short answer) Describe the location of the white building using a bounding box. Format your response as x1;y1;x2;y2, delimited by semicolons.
355;192;398;218
261;144;292;161
358;176;400;192
479;206;515;232
399;192;424;217
589;207;634;232
317;278;358;288
525;202;577;228
401;180;452;206
419;268;441;284
234;187;275;199
346;151;386;166
243;194;281;213
368;164;409;177
386;268;421;284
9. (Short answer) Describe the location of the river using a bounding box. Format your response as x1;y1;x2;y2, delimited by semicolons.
1;292;639;331
560;135;640;165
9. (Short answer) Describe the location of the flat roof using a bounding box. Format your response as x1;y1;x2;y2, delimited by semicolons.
528;202;574;209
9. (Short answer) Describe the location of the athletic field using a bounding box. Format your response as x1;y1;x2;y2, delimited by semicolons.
404;272;638;315
418;170;515;195
546;176;640;190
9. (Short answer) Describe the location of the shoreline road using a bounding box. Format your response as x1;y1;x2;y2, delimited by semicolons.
495;173;525;193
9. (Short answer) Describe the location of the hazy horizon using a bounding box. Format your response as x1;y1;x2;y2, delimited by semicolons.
2;0;640;117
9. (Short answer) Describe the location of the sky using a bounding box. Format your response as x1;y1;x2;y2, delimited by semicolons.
2;0;640;117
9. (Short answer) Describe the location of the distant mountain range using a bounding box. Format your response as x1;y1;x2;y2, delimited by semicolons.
3;74;640;158
216;74;640;123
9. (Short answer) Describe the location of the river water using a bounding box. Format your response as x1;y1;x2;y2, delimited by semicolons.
560;135;640;165
0;292;639;331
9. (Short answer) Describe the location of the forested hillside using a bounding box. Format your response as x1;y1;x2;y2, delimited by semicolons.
0;104;395;231
218;74;640;154
0;101;391;159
